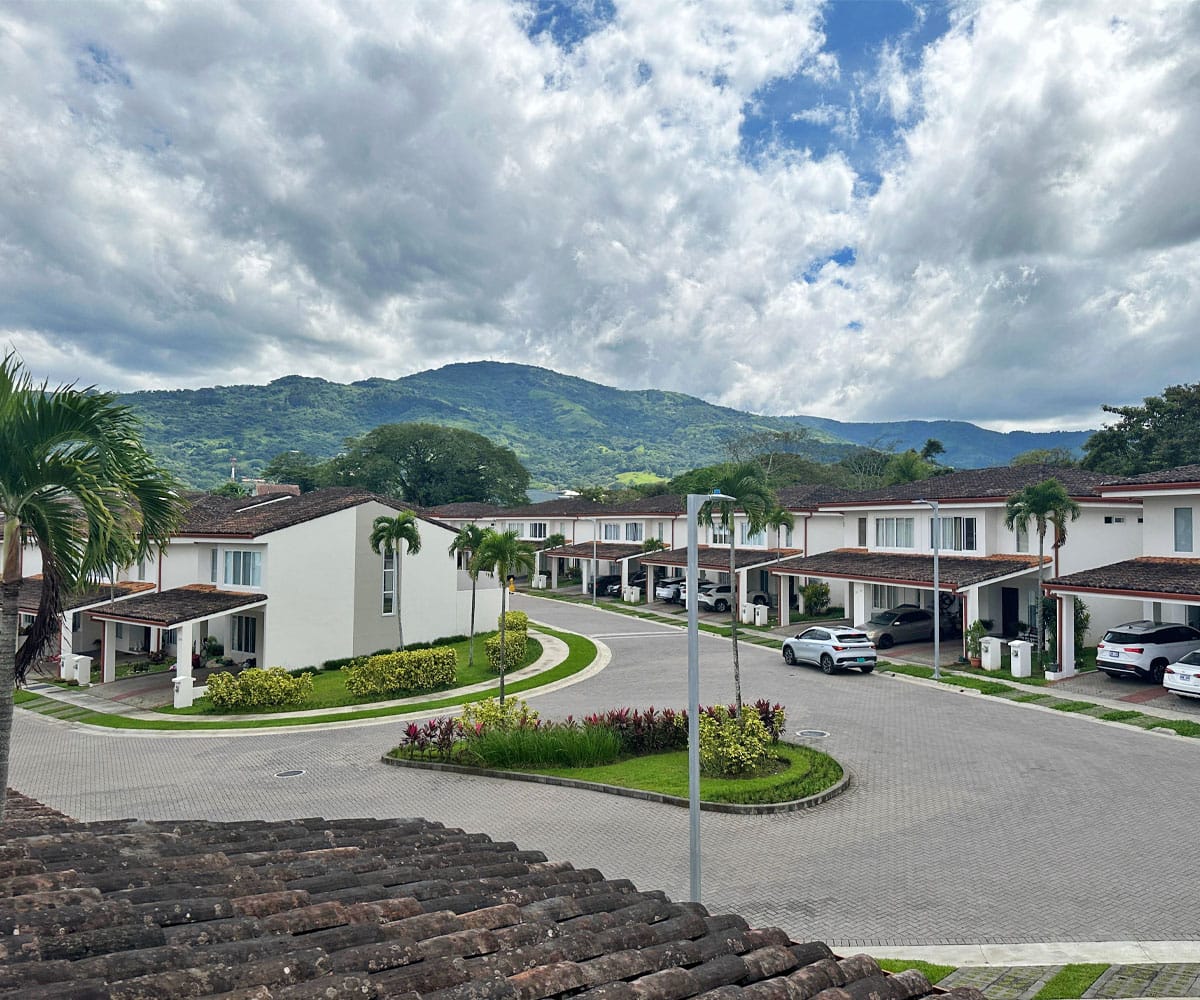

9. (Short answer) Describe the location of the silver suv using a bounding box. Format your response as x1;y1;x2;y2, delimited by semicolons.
1096;620;1200;683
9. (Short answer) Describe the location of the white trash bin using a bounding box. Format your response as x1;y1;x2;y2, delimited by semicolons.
980;636;1002;671
740;602;753;624
1009;639;1032;678
753;604;769;627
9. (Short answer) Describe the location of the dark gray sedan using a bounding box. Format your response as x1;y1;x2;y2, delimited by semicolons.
782;626;877;674
855;607;935;649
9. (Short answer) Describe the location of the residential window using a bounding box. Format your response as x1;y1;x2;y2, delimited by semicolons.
1016;524;1029;553
137;557;146;580
625;522;643;542
1175;507;1193;553
603;523;621;540
739;523;765;546
164;628;178;646
711;523;730;545
508;523;524;538
656;521;666;542
382;551;396;615
231;615;257;654
528;522;547;540
782;523;793;547
872;585;901;610
875;516;914;548
857;517;868;547
1104;516;1125;524
931;516;977;552
116;623;125;639
211;548;218;583
223;550;262;587
71;612;81;632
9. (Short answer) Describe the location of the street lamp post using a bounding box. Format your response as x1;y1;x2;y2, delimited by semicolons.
685;489;735;904
918;499;941;681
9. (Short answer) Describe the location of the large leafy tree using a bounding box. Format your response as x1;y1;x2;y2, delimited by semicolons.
1;354;184;821
470;529;535;705
1082;382;1200;475
699;462;774;717
447;523;487;668
1003;479;1081;668
328;423;530;506
261;450;327;492
369;512;422;650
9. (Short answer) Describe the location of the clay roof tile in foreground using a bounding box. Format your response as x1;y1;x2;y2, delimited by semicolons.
0;792;987;1000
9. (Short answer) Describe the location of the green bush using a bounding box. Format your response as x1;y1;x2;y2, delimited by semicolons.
459;696;539;734
467;724;622;769
485;631;528;674
345;647;457;698
1042;595;1091;655
698;705;772;777
499;610;529;634
206;667;313;711
801;581;831;615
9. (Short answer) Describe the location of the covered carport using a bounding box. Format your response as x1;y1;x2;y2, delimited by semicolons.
17;577;156;668
638;546;791;621
89;584;268;707
537;541;645;595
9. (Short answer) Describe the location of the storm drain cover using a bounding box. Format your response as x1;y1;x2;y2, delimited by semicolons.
795;729;829;739
274;769;305;778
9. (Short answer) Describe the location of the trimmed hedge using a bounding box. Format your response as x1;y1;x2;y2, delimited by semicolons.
206;667;313;711
499;610;529;634
485;632;528;674
345;647;457;698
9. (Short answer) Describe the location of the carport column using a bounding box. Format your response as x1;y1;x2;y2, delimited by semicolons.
550;557;559;590
102;620;117;683
58;616;72;677
1055;596;1076;675
581;560;590;596
737;568;748;607
851;582;867;629
173;621;195;709
779;575;792;626
962;588;979;661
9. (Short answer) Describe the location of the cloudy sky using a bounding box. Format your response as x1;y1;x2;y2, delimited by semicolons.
2;1;1197;430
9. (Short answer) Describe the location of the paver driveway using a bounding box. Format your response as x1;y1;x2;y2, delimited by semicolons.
8;594;1199;950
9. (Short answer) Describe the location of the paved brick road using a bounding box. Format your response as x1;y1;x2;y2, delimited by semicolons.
9;594;1200;951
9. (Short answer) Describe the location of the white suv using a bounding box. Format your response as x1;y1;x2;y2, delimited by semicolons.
696;584;769;613
1096;621;1200;684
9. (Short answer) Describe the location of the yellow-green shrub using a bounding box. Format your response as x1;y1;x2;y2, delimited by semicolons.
698;706;772;777
206;667;313;711
499;610;528;635
485;631;528;674
459;696;539;734
345;647;457;698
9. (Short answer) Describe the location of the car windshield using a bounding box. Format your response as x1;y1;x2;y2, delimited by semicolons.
868;612;895;625
1103;630;1145;644
1180;650;1200;666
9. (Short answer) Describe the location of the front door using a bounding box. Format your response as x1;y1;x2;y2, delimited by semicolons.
1001;587;1020;637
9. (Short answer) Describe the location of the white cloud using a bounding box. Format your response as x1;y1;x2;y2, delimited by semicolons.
0;0;1196;433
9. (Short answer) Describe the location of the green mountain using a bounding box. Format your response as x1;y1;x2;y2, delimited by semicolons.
119;362;1093;489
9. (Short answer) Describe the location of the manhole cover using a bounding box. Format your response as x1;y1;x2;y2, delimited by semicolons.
795;729;829;739
274;769;305;777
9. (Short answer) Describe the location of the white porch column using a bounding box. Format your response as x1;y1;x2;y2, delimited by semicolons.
1046;596;1077;679
962;588;979;661
58;617;72;677
780;575;792;627
173;621;195;709
581;561;591;596
737;568;749;607
550;557;559;590
795;578;806;616
102;620;117;683
851;582;867;629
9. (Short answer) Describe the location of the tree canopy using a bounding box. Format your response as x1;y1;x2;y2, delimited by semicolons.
1082;382;1200;476
274;424;531;506
1011;447;1079;467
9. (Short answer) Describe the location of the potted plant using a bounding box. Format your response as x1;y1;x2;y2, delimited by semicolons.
965;619;989;667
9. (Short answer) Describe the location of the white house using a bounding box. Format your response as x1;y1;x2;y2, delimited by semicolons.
18;488;501;706
1045;463;1200;671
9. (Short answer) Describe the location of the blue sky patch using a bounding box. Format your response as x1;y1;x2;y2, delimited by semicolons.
77;43;131;87
525;0;617;52
800;245;856;283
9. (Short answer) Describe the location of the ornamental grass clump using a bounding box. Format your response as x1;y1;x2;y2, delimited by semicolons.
468;723;623;769
206;667;313;711
581;706;688;755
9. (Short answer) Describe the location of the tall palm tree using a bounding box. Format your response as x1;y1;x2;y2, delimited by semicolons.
1004;478;1081;668
0;353;184;822
470;528;536;705
447;523;486;667
369;511;422;651
700;462;774;717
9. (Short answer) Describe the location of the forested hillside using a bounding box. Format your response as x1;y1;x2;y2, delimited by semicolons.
120;362;1092;489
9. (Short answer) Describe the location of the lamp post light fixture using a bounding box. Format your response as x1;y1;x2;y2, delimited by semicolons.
918;499;941;681
685;489;736;904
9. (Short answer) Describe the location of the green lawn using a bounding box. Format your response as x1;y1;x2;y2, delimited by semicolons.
512;742;843;805
875;959;955;984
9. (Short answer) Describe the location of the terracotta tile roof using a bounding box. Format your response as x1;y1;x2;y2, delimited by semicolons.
819;465;1110;505
0;792;986;1000
543;542;647;561
1047;557;1200;598
17;579;154;614
639;547;792;572
86;585;267;627
770;549;1046;590
421;502;505;519
179;487;419;538
1098;464;1200;489
776;484;854;507
491;498;613;517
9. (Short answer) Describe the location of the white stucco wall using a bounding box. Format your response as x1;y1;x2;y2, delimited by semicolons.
1142;494;1198;557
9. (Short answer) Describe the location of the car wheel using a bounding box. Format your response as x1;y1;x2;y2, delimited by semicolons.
783;647;796;665
753;595;767;605
1150;661;1167;685
820;654;835;675
877;634;894;650
714;599;729;612
860;663;875;674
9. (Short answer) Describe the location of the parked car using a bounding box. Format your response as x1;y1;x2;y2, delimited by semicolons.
855;607;935;649
654;576;686;602
696;584;770;613
782;626;877;674
605;570;646;596
1164;649;1200;700
676;580;716;606
588;574;622;596
1096;621;1200;683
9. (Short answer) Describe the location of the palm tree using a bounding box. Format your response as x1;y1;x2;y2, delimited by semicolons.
470;528;536;704
369;511;422;650
447;523;486;667
1;354;184;821
1004;478;1081;668
699;462;774;717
